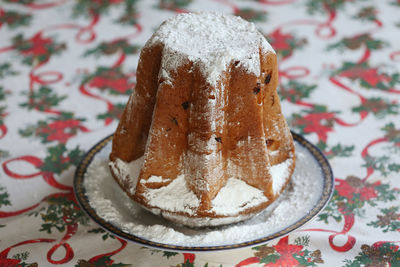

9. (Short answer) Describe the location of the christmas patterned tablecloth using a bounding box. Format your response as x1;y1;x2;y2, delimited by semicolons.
1;0;400;266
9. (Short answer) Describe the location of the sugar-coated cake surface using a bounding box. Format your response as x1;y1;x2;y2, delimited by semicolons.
109;12;296;227
88;142;319;244
149;12;274;86
110;157;294;217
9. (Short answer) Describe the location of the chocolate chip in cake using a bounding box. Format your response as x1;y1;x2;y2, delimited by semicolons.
265;72;272;84
171;117;178;125
215;137;222;143
266;139;274;147
181;101;189;110
253;84;261;95
158;77;165;84
234;60;240;66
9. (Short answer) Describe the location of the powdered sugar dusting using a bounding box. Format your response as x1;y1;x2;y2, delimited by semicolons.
140;176;170;184
120;154;289;218
109;157;143;194
85;141;324;247
270;158;293;195
211;178;268;216
148;12;274;86
143;174;200;215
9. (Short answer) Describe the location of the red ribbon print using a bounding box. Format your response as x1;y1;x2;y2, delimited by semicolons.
302;211;356;252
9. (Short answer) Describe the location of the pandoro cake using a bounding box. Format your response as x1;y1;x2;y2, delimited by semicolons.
109;12;295;227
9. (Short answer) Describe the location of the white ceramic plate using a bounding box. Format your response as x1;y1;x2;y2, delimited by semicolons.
74;132;333;252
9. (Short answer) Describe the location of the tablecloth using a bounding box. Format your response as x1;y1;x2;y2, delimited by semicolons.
1;0;399;266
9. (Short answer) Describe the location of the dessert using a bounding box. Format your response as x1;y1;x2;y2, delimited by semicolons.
109;12;295;227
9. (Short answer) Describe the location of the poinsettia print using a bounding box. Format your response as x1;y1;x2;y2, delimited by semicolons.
12;33;66;66
179;253;196;267
82;66;135;95
289;106;338;142
287;106;358;159
266;30;307;60
19;113;89;144
336;176;378;202
237;235;324;266
318;175;399;223
335;62;400;91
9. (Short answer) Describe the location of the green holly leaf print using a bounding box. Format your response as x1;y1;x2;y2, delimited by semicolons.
0;63;18;78
0;10;32;29
12;251;29;261
76;256;131;267
344;243;400;267
306;0;368;15
81;66;134;95
236;8;268;22
158;0;192;11
84;40;140;57
31;194;89;234
0;186;11;208
20;86;67;112
40;144;84;174
353;6;378;22
327;34;386;51
117;0;139;25
352;97;399;119
279;80;317;103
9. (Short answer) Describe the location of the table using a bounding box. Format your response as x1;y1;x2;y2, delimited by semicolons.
1;0;399;266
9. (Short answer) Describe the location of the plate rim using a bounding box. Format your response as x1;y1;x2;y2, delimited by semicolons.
73;131;334;252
